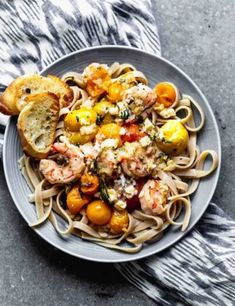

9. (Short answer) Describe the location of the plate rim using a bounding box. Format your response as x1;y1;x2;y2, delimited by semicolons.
3;45;222;263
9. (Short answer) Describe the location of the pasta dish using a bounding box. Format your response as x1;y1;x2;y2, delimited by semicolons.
15;63;218;253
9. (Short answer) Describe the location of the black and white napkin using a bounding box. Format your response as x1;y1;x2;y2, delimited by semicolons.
0;1;234;305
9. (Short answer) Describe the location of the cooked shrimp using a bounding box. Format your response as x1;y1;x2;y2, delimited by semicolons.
139;180;169;215
119;142;152;178
123;84;156;116
39;142;85;184
96;148;118;177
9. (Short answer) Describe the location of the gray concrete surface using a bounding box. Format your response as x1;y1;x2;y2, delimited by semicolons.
0;1;234;305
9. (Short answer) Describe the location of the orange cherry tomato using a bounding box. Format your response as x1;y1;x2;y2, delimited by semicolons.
66;185;90;214
107;81;126;102
121;124;145;143
86;200;112;225
84;64;111;97
154;82;177;108
109;209;129;234
80;173;99;195
86;80;106;98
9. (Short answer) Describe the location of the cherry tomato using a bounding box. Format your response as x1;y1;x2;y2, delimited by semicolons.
109;209;129;234
99;123;121;139
126;179;145;211
86;200;112;225
80;173;99;195
84;64;111;97
121;124;145;143
107;81;126;102
66;185;90;214
154;82;177;108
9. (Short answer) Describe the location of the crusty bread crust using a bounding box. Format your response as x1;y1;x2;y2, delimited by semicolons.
0;80;19;115
47;75;73;106
0;74;73;116
17;92;60;159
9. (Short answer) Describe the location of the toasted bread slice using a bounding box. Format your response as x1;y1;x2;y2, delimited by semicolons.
17;93;60;159
0;74;73;115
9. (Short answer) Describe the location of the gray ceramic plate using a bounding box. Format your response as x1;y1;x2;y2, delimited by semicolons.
3;46;221;262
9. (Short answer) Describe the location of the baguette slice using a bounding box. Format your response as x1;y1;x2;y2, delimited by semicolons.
17;93;60;159
0;74;73;115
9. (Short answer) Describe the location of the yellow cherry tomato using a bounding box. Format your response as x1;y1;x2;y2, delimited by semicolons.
80;173;99;195
64;108;97;132
66;185;90;215
99;123;121;139
157;120;188;155
75;107;97;126
64;110;81;132
69;130;97;145
93;100;113;116
154;82;178;108
86;200;112;225
109;210;129;234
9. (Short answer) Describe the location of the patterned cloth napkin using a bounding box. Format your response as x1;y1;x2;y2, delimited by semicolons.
0;1;234;305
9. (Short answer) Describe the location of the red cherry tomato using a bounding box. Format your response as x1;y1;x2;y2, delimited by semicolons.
121;124;145;143
126;179;145;211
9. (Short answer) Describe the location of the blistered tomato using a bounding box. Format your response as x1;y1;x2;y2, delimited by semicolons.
86;200;112;225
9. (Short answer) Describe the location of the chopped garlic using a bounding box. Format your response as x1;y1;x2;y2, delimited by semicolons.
114;200;127;211
140;136;152;147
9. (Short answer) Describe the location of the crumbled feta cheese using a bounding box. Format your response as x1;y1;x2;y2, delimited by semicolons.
114;200;127;211
81;98;95;109
140;136;152;147
109;106;119;115
80;143;93;155
143;118;154;132
107;189;118;202
101;138;119;149
119;127;126;135
124;185;137;199
80;123;97;135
